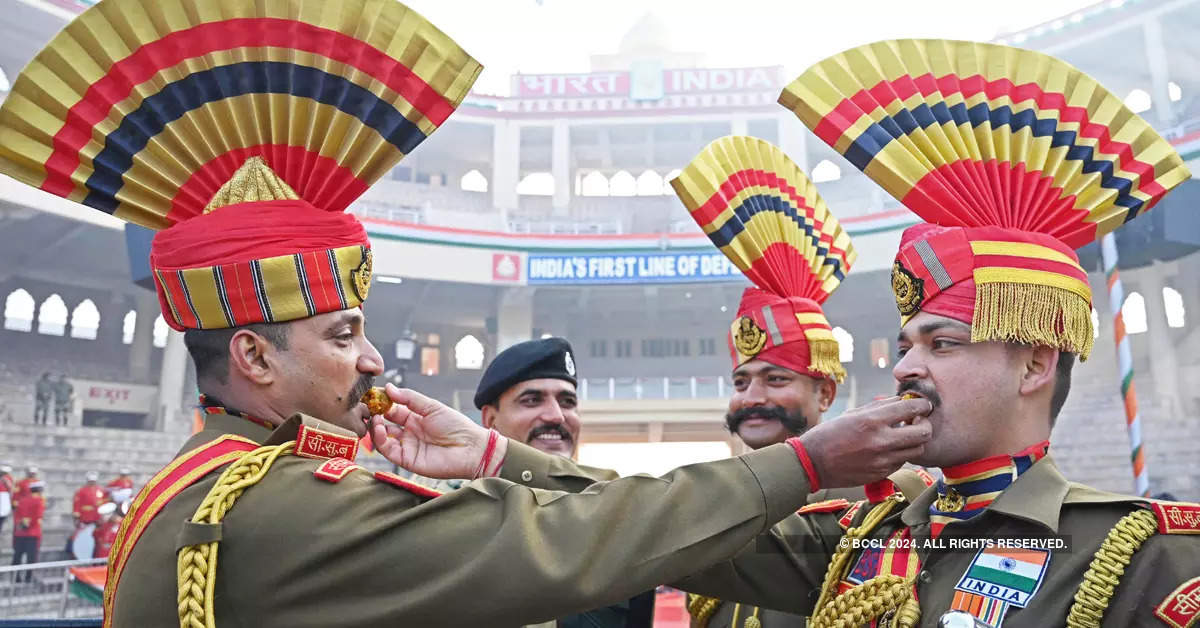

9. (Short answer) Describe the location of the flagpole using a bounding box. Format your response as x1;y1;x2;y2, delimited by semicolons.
1101;233;1149;497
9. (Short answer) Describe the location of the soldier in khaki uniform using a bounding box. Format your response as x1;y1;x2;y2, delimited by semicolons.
0;3;936;626
666;137;934;628
383;40;1200;627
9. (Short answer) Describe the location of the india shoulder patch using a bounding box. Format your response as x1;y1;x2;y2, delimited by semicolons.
954;546;1050;608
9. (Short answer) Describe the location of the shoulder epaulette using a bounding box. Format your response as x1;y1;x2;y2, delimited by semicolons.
798;498;850;515
313;457;363;483
1149;501;1200;535
373;471;443;498
103;435;258;625
838;500;866;530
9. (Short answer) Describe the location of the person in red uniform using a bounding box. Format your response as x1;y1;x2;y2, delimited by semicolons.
12;481;45;583
0;465;12;534
105;468;134;505
106;468;133;492
14;466;38;501
72;471;107;525
93;502;122;559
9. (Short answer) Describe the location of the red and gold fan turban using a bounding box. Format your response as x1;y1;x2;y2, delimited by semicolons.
0;0;481;330
781;39;1190;359
672;136;856;381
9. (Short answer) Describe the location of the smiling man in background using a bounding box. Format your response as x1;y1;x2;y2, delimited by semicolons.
476;337;586;459
476;336;654;628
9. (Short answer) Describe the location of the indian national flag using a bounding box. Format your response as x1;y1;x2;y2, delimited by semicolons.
956;547;1049;607
69;565;107;604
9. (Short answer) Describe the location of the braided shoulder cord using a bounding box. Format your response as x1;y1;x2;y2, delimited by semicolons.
809;494;919;628
687;593;721;627
1066;508;1158;628
177;442;295;628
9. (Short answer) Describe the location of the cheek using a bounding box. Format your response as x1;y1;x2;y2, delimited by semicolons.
564;412;582;436
497;410;536;436
769;387;805;411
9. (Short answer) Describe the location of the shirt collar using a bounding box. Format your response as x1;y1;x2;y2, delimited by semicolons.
192;410;275;445
902;454;1072;533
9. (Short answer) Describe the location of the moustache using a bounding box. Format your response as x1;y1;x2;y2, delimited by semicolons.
896;380;942;410
527;424;573;444
724;405;810;436
347;375;376;410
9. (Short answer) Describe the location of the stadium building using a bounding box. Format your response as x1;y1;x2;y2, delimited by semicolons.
0;2;1198;614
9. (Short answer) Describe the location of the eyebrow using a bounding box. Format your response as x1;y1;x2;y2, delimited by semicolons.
897;320;971;343
325;311;363;334
732;365;790;378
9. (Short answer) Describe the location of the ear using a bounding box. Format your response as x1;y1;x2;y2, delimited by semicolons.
815;377;838;413
228;329;278;386
1019;345;1059;397
480;404;497;429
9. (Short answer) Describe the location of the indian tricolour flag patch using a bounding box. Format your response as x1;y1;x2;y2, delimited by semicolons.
954;547;1051;608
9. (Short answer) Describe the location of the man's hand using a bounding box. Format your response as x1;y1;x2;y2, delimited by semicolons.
800;396;933;489
369;384;508;480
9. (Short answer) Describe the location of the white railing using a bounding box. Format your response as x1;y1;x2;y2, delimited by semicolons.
0;557;106;620
507;220;623;235
1163;115;1200;141
579;376;731;401
350;203;425;224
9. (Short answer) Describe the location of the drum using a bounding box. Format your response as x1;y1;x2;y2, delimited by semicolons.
70;523;96;560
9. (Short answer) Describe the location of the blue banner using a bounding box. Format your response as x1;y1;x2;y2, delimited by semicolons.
527;251;744;284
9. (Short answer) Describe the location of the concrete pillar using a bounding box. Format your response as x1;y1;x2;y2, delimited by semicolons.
551;119;570;214
157;329;188;431
1143;17;1174;127
1138;263;1180;415
495;287;534;353
491;120;520;212
648;421;664;443
128;294;159;383
777;113;809;170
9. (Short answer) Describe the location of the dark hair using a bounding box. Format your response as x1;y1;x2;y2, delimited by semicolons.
1049;351;1076;425
184;322;291;385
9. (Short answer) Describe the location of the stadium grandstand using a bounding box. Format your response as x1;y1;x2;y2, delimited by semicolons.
0;0;1198;622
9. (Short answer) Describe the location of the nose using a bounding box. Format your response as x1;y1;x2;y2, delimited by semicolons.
741;377;769;407
358;338;385;376
540;400;567;424
892;347;929;385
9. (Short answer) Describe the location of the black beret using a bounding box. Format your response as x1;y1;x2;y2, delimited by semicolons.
474;337;577;409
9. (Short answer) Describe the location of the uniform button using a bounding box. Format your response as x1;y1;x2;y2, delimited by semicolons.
521;470;533;482
918;569;932;584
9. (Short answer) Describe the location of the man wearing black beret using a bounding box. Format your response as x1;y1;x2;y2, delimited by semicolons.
475;337;586;459
475;337;654;628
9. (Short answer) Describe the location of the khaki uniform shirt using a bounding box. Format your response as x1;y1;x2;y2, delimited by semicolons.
691;470;934;628
109;411;813;627
509;451;1200;627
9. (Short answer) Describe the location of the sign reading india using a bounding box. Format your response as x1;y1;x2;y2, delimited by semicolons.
527;252;744;285
515;66;782;98
954;547;1051;608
